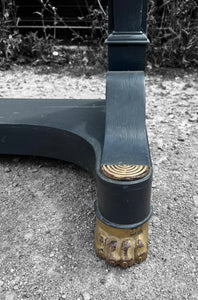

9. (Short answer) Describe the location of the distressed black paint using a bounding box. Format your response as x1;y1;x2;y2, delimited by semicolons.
0;0;152;228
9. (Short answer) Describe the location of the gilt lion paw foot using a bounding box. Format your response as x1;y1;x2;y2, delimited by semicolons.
95;218;148;268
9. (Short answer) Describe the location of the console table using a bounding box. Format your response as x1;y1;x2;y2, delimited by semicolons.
0;0;153;268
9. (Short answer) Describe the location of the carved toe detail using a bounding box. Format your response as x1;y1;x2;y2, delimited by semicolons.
95;218;149;268
120;239;135;268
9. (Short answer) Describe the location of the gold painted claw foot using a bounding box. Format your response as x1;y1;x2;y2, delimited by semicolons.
95;218;149;268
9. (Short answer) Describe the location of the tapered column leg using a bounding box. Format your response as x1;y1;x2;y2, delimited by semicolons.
95;0;152;268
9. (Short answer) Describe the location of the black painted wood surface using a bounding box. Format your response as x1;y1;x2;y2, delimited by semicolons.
107;0;149;71
0;99;105;173
102;71;151;166
0;96;152;227
0;1;153;228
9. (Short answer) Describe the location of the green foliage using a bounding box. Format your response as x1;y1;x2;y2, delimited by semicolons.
79;0;198;68
82;1;108;46
147;0;198;68
33;0;83;41
0;0;71;67
78;0;108;71
0;0;197;69
0;0;21;67
0;30;61;67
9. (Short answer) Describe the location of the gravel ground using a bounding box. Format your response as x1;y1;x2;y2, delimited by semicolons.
0;66;197;300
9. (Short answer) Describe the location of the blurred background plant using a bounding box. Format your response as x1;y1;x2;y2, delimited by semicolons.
0;0;197;70
147;0;198;68
78;0;108;72
0;0;83;68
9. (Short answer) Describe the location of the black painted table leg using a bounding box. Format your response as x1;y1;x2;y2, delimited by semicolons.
94;72;152;268
94;0;153;268
0;0;152;268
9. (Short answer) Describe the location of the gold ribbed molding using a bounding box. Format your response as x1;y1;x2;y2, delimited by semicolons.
101;164;150;181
